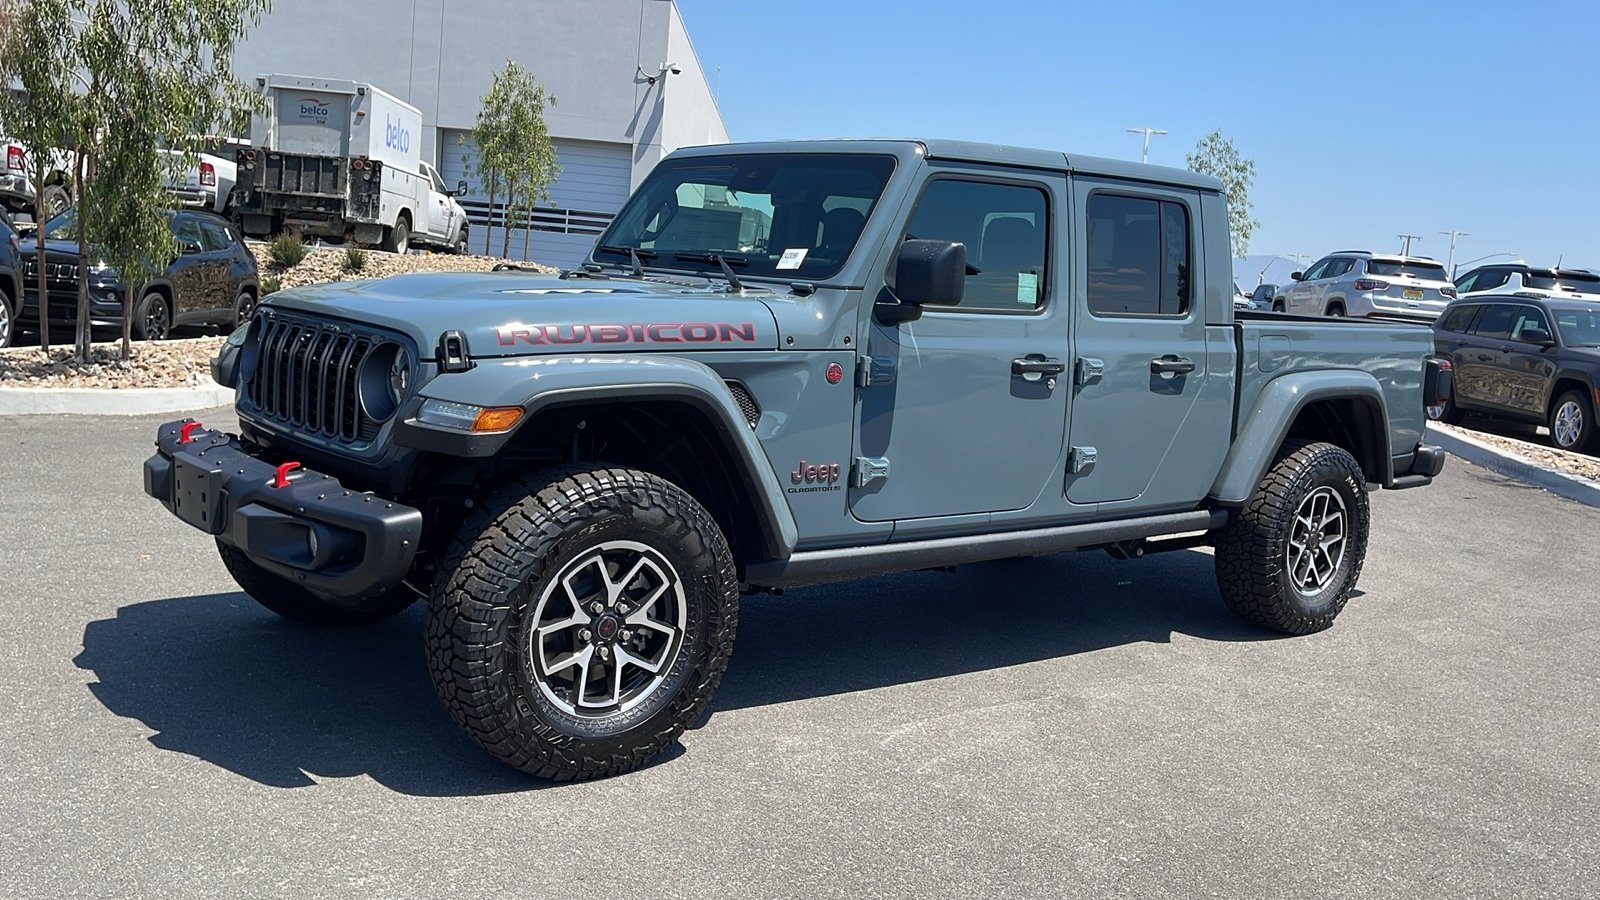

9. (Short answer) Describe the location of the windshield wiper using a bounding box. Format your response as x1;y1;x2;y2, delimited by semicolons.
673;252;747;292
595;245;658;277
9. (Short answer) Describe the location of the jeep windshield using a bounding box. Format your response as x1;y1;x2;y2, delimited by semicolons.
594;153;896;281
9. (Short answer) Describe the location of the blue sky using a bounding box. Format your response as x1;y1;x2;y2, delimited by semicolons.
677;0;1600;284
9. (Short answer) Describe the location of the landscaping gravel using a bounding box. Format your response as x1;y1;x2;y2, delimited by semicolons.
0;337;226;389
251;245;555;290
1432;420;1600;482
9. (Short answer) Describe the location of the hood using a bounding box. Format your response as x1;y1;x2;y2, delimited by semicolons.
261;270;783;359
18;239;84;262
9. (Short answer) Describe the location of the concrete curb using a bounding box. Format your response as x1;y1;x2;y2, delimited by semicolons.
1427;424;1600;509
0;379;235;416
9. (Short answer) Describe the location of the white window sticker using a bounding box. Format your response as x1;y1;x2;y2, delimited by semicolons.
776;248;809;270
1017;272;1038;306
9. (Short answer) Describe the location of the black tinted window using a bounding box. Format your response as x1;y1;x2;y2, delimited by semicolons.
1473;269;1509;292
1439;304;1480;333
1472;304;1516;339
172;217;203;250
1367;260;1449;281
198;220;233;252
903;179;1048;311
1087;194;1191;316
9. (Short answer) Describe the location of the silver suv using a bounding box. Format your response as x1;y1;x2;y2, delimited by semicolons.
1275;251;1456;321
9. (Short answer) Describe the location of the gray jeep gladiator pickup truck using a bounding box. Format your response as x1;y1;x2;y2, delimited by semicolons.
144;139;1448;780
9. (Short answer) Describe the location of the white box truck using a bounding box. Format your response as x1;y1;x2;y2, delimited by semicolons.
233;74;469;254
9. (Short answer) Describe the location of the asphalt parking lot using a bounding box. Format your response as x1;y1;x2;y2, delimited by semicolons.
2;409;1595;899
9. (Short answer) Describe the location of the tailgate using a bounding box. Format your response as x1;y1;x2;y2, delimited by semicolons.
254;152;346;199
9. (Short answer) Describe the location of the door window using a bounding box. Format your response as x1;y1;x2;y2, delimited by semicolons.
901;179;1049;311
1086;193;1190;316
1453;272;1479;293
1471;304;1516;339
1510;306;1551;341
423;163;448;194
1438;304;1481;334
1473;268;1510;292
172;217;204;253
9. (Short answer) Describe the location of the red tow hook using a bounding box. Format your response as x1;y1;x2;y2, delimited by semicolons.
273;461;302;489
179;422;204;444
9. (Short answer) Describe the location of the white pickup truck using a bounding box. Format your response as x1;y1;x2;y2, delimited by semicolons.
0;134;72;221
232;75;469;254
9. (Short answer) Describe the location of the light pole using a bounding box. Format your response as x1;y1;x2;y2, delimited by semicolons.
1451;252;1519;279
1255;255;1300;285
1126;127;1167;164
1397;234;1423;256
1439;230;1469;276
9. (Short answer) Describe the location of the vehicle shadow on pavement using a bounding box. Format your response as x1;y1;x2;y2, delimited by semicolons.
707;548;1279;716
72;595;555;796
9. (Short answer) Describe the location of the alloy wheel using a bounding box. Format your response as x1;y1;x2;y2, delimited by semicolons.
526;540;688;718
1554;400;1584;448
1286;486;1347;596
0;296;11;347
143;299;169;340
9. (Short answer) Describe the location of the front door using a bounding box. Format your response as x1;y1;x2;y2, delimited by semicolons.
1066;181;1231;508
850;170;1070;522
421;163;452;240
1285;257;1332;315
1502;304;1558;416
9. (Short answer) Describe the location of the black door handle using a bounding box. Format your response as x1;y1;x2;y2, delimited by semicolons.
1150;356;1196;375
1012;357;1066;376
1477;354;1493;362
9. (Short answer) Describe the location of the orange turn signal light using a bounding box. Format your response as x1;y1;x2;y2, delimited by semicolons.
471;406;524;432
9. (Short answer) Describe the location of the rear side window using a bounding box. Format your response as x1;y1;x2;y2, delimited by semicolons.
1438;304;1481;333
1367;260;1449;281
1326;258;1355;278
1086;193;1191;317
903;179;1049;311
1471;304;1516;339
198;220;233;252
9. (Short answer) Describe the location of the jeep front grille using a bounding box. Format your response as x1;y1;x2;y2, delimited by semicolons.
726;381;760;429
247;318;378;443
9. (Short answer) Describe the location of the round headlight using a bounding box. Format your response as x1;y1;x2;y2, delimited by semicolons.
358;342;409;421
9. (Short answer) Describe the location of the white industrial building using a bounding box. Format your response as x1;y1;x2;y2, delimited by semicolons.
231;0;729;268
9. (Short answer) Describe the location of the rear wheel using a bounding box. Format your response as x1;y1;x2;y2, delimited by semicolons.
40;183;69;219
1428;380;1465;425
232;289;257;326
0;289;13;348
1214;440;1370;635
1549;390;1598;454
217;540;418;626
426;464;738;780
1325;302;1346;317
383;216;410;255
133;292;171;341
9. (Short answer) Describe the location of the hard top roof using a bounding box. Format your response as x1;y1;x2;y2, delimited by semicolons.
666;138;1225;193
1456;294;1600;310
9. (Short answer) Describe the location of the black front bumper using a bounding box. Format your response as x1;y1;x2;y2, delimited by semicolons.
143;420;423;602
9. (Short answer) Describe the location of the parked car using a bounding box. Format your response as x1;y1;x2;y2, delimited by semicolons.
1250;283;1278;309
1453;262;1600;300
1276;251;1456;321
0;133;72;221
159;148;238;217
19;206;259;341
147;138;1447;781
0;211;20;348
1431;294;1600;453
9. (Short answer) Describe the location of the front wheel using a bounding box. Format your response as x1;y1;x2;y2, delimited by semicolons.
426;465;738;781
132;292;171;341
452;229;468;255
1325;303;1346;317
232;289;257;327
0;289;13;348
1214;440;1370;635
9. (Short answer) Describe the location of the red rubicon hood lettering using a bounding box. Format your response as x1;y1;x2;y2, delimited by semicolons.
497;322;759;347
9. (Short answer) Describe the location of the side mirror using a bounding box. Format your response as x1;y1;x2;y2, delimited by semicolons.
1290;271;1304;282
456;180;468;196
1519;327;1554;345
893;239;966;307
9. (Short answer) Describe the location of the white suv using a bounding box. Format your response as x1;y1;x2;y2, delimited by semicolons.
1274;251;1456;322
1453;263;1600;300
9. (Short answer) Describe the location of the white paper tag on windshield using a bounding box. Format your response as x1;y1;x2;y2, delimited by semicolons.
776;248;808;270
1017;272;1038;305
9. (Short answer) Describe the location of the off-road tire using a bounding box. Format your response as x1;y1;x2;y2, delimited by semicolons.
1549;389;1598;454
1214;440;1370;635
217;539;418;626
425;464;738;781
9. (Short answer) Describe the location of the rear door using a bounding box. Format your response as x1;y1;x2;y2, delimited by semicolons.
850;168;1070;522
1066;181;1230;508
1461;303;1517;409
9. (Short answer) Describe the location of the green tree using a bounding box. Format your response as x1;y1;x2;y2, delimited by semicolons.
466;61;559;259
0;0;79;354
1186;129;1259;259
76;0;266;360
